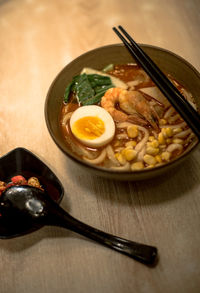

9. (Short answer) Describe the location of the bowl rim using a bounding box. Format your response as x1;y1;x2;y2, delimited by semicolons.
45;43;200;176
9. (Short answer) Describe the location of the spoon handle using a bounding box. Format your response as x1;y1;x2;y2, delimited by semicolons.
46;205;157;265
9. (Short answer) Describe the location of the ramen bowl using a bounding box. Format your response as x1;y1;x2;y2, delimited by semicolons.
45;44;200;181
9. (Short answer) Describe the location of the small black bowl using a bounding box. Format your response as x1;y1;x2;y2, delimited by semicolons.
0;147;64;238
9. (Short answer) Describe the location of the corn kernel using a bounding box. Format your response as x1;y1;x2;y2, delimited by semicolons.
115;153;126;165
159;118;167;125
158;133;165;144
161;151;171;161
127;125;138;138
123;149;137;161
131;161;144;170
147;140;159;148
161;128;168;138
151;140;159;148
165;127;173;137
146;146;159;156
125;141;137;148
159;144;166;149
173;138;184;144
143;154;156;165
148;136;155;142
166;138;172;144
155;155;162;163
147;141;152;147
115;153;119;159
173;127;182;134
121;148;126;155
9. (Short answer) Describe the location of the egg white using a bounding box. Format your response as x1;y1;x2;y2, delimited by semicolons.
70;105;115;147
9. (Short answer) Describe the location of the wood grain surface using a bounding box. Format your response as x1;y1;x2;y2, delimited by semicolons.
0;0;200;292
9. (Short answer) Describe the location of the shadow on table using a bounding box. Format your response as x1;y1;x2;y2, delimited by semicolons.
0;224;87;252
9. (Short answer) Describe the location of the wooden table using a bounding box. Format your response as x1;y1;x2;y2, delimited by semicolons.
0;0;200;292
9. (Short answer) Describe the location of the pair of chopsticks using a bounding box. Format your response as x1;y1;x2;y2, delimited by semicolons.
113;26;200;140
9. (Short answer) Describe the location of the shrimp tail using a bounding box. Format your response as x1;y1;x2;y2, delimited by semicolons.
128;91;160;131
143;104;160;131
127;114;149;126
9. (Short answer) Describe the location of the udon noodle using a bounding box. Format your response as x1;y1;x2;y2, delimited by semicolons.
60;64;197;171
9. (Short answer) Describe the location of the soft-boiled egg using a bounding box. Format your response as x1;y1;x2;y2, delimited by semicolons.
70;105;115;147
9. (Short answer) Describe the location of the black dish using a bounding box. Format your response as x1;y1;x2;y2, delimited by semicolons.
0;147;64;238
0;148;157;264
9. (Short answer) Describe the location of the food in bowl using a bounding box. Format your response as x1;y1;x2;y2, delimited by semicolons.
59;62;197;172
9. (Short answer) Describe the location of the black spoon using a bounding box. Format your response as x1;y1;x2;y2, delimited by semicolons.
0;185;157;265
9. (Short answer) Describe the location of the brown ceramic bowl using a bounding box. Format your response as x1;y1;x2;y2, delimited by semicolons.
45;44;200;181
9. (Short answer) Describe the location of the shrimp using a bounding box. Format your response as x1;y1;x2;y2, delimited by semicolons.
101;88;129;122
101;87;159;130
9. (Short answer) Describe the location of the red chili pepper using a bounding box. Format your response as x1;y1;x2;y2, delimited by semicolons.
0;175;42;197
11;175;27;185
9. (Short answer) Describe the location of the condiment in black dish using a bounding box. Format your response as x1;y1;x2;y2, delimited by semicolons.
0;147;64;238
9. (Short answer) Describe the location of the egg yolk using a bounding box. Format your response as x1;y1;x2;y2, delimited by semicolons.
72;116;105;140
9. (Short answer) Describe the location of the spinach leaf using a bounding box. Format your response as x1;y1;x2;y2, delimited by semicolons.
72;74;94;102
63;72;114;105
64;81;73;103
82;85;113;106
94;84;112;94
87;74;112;87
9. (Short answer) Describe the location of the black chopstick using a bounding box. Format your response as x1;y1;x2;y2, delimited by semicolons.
113;26;200;140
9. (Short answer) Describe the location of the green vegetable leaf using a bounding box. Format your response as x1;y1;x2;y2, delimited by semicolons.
63;72;114;105
82;85;113;106
87;74;112;87
94;84;112;94
64;81;73;103
73;74;94;102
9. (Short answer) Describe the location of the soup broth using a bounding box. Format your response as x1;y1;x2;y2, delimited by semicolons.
60;64;197;171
